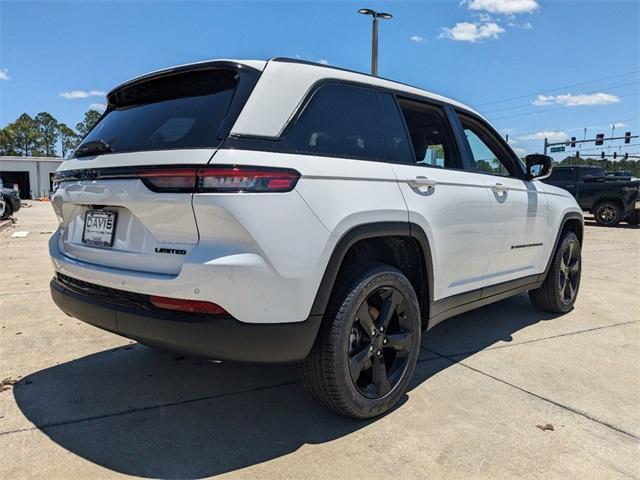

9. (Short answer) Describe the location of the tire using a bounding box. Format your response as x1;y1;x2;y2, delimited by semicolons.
594;201;622;227
0;200;10;220
529;231;581;313
625;211;639;226
300;264;422;419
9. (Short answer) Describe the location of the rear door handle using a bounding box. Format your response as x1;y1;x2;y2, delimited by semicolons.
406;177;437;189
491;182;509;193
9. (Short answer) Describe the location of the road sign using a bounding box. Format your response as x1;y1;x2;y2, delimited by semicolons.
550;146;566;153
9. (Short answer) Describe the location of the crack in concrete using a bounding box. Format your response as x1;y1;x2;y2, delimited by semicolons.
424;319;639;359
1;320;636;441
421;342;639;440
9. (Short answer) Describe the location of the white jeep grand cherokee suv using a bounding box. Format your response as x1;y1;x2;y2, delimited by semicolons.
50;58;583;418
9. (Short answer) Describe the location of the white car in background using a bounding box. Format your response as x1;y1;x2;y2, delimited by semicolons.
50;58;583;418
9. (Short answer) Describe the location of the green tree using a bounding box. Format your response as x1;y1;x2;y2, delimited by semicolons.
0;126;19;155
76;109;102;137
57;123;79;158
4;113;40;156
35;112;60;156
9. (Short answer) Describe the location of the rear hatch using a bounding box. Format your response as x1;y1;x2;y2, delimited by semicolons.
52;62;261;275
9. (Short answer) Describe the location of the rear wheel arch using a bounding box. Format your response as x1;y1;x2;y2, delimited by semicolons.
310;222;433;330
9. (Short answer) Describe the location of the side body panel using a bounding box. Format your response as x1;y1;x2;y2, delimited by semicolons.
391;165;493;301
478;174;549;284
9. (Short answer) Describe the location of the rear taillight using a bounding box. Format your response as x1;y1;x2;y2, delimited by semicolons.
139;169;197;192
198;166;299;192
149;295;228;315
140;165;300;193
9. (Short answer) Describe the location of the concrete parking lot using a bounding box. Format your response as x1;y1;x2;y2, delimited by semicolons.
0;202;638;479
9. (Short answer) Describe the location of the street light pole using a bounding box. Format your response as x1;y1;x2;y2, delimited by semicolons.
371;14;378;76
358;8;392;76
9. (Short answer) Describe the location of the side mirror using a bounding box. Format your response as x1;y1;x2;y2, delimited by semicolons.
525;154;553;180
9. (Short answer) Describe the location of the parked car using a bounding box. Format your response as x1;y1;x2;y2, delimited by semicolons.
543;166;639;226
49;58;584;418
0;178;22;220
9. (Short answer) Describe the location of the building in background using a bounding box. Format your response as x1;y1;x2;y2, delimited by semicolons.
0;156;62;199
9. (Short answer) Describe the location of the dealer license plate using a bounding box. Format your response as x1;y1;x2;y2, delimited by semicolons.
82;210;117;247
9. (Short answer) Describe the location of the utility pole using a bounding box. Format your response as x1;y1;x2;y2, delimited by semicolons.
358;8;393;76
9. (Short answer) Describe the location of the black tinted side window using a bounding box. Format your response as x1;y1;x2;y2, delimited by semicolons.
284;83;384;160
398;100;462;169
377;93;414;164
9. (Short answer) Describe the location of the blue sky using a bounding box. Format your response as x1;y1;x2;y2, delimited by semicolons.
1;0;638;158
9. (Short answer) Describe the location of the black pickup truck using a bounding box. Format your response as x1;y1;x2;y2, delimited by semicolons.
544;166;639;226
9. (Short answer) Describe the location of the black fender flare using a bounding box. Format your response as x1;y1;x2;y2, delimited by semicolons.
309;222;434;319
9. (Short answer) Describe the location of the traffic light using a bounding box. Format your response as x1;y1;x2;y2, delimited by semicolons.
570;137;576;147
613;152;617;159
625;132;631;144
624;153;629;160
595;134;604;146
576;151;580;158
601;151;605;159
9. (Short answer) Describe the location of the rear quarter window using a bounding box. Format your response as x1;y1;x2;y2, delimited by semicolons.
78;69;238;154
282;83;385;160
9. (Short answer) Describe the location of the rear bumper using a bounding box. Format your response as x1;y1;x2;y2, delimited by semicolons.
50;275;321;363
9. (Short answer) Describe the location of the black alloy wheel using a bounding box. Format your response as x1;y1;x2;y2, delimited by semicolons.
348;286;413;399
558;239;580;306
529;230;581;313
300;264;421;418
595;202;622;227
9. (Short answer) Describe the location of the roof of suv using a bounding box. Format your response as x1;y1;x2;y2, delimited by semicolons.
109;57;482;139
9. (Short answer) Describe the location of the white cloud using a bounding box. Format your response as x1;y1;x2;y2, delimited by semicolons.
317;59;330;65
410;35;425;43
59;89;106;99
439;22;505;42
531;95;555;106
522;21;533;29
89;103;107;112
613;122;627;128
0;68;10;81
512;147;528;156
532;92;620;107
468;0;539;15
519;131;568;141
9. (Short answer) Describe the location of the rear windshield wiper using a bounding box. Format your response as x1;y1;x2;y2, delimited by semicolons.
75;140;112;157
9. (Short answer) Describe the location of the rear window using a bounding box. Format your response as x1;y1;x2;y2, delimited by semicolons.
78;69;238;154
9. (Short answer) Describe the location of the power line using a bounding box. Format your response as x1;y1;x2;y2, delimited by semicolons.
481;81;639;114
502;117;640;139
579;143;640;152
475;70;639;107
490;92;640;121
